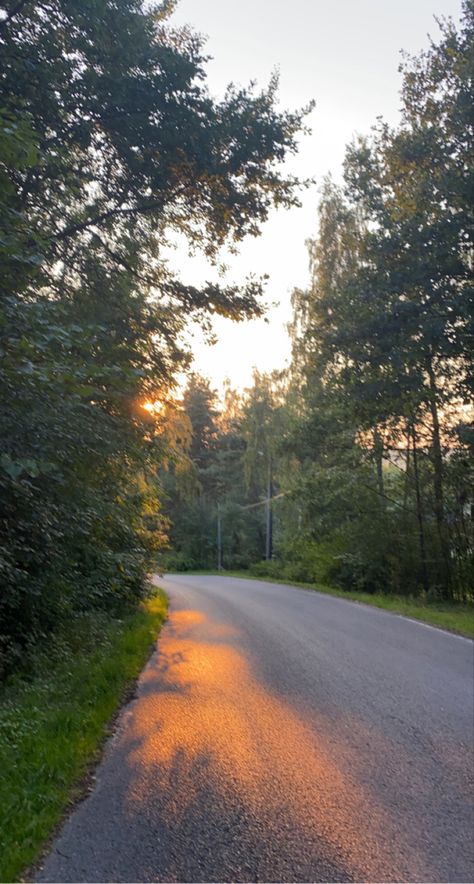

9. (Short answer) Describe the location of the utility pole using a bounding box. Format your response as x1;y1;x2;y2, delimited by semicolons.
265;456;273;560
217;503;222;571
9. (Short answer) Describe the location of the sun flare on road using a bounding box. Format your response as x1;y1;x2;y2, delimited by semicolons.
123;604;429;883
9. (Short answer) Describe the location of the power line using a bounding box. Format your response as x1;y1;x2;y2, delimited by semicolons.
238;491;287;511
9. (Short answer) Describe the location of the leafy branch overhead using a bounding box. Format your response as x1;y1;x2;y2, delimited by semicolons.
2;0;311;314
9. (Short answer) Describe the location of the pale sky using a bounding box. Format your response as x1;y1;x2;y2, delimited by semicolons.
169;0;463;394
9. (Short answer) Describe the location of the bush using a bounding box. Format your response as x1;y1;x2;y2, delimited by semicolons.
249;560;283;579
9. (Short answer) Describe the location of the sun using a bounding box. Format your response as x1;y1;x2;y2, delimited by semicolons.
142;400;164;416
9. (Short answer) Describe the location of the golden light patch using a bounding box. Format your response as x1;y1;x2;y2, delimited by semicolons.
122;607;433;882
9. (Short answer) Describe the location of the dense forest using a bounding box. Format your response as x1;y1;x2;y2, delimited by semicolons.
162;5;474;603
1;0;473;680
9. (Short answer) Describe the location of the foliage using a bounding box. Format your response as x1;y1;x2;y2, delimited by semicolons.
0;0;308;674
286;4;474;601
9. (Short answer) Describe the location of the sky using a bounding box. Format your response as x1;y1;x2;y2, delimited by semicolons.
168;0;463;394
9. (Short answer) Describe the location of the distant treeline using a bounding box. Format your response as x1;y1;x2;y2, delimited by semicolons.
162;5;474;602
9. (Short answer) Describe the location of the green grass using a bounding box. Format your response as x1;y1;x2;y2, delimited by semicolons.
0;587;168;883
179;569;474;638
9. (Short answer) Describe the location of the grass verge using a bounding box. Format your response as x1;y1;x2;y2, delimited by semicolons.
180;570;474;638
0;587;168;883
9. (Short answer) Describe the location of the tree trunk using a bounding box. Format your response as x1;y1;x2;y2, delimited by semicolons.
403;424;411;511
411;425;430;595
373;428;385;507
425;358;451;597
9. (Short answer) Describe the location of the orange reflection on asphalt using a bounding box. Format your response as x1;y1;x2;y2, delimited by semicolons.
124;606;431;881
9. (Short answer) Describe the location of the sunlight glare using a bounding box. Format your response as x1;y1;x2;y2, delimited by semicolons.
142;400;162;415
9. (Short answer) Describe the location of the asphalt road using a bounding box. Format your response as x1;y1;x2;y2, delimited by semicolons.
37;575;474;883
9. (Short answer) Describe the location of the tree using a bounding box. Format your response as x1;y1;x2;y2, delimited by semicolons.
182;375;220;473
0;0;310;673
284;5;473;599
341;3;474;594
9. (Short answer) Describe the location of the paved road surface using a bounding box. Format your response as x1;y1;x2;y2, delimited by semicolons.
37;575;474;882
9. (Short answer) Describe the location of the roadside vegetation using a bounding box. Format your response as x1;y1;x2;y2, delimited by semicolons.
0;587;168;883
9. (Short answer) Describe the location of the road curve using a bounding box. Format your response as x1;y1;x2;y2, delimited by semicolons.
37;575;474;883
